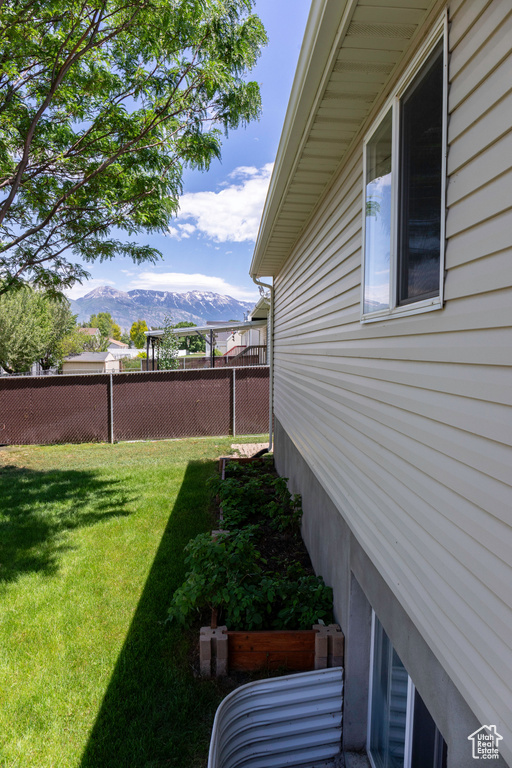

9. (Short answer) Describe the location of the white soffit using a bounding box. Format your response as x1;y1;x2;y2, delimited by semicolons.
250;0;435;279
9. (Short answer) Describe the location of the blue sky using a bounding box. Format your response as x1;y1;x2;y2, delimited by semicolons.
66;0;312;304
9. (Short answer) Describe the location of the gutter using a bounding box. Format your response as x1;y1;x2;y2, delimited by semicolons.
252;276;273;455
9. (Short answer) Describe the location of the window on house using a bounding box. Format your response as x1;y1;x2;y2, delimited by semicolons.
368;615;447;768
362;31;446;321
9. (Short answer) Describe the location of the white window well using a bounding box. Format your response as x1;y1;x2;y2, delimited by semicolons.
361;20;447;322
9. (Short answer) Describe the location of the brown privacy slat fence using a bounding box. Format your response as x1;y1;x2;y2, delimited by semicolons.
0;367;269;446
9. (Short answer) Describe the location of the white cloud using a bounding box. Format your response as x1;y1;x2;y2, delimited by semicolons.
228;165;262;179
132;271;259;302
168;163;273;243
64;278;116;300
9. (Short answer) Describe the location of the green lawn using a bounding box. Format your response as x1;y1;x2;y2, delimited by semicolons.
0;436;266;768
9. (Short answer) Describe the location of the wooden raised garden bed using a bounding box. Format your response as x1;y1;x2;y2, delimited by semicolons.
199;623;344;677
169;453;343;678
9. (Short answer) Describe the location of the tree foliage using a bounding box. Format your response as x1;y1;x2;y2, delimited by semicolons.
38;297;78;369
0;0;266;296
59;327;88;358
157;315;179;370
174;321;205;353
78;329;109;353
0;287;79;372
130;319;148;349
85;312;121;340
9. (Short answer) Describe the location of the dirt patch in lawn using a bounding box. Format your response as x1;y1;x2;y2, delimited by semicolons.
229;442;269;458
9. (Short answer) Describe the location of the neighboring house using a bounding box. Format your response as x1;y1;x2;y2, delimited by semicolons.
61;352;120;374
239;295;270;349
250;2;511;768
77;327;101;338
106;338;134;360
207;322;243;356
77;330;136;359
107;338;129;350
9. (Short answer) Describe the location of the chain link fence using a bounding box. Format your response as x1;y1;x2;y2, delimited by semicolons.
0;366;269;446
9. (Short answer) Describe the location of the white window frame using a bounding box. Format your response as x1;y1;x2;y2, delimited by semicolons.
361;15;448;324
367;611;415;768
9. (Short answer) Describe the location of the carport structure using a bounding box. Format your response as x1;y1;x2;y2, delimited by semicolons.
144;319;267;371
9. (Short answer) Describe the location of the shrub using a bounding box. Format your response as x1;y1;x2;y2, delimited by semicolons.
209;466;303;532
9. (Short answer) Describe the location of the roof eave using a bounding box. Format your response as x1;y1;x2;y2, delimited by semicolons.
250;0;353;279
250;0;438;279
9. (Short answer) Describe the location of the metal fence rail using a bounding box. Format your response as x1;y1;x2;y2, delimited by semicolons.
143;353;266;370
0;366;269;446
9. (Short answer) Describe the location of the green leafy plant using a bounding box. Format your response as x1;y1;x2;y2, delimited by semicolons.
168;534;333;631
168;527;267;630
169;459;332;631
209;465;303;532
274;571;334;629
158;315;180;370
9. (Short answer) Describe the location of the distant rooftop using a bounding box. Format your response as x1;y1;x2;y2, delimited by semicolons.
65;352;113;362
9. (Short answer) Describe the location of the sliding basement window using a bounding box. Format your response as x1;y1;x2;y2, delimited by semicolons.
368;614;447;768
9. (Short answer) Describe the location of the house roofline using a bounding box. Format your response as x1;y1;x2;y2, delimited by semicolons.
250;0;439;279
250;0;353;279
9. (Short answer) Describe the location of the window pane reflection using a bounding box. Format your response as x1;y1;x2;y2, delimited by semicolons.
370;619;408;768
364;109;392;314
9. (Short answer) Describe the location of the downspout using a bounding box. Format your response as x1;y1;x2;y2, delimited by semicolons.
252;277;273;454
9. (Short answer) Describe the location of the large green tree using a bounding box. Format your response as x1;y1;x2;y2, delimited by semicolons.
86;312;121;340
0;287;79;372
0;1;266;296
174;321;206;353
0;288;49;372
38;297;78;369
130;319;148;349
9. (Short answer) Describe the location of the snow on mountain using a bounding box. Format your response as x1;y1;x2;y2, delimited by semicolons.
70;286;254;329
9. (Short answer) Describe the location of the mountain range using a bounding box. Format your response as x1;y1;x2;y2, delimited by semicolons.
69;285;255;329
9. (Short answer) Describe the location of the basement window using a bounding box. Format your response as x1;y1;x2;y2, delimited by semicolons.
362;22;447;322
368;614;447;768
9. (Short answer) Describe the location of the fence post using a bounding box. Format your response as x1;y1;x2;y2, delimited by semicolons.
109;373;114;444
232;368;236;437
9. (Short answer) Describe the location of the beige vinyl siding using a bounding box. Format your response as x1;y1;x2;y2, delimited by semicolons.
272;0;512;759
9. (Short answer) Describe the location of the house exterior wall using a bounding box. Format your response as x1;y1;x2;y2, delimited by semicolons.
272;1;512;764
104;359;120;373
61;359;120;374
274;417;505;767
62;361;106;374
238;326;268;351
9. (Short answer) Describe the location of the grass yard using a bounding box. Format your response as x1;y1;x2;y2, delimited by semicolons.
0;436;266;768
